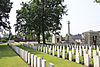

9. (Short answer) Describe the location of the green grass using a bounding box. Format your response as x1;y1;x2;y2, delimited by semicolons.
0;43;28;67
17;45;87;67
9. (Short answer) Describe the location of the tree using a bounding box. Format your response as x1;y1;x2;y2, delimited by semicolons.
15;2;41;43
36;0;67;44
96;0;100;3
15;0;67;44
0;0;12;30
30;0;67;44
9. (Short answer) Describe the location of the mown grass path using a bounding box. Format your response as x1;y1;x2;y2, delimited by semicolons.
18;45;87;67
0;43;28;67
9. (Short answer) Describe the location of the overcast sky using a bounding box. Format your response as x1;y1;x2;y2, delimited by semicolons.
9;0;100;37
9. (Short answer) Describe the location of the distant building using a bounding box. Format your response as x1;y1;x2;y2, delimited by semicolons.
65;21;100;45
82;30;100;45
98;31;100;42
52;34;61;44
71;34;82;44
65;21;82;44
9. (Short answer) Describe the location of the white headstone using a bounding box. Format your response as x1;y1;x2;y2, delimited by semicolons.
62;46;65;59
86;46;88;51
22;50;25;59
97;46;99;52
84;54;89;66
50;46;52;49
89;46;91;50
34;56;37;67
79;49;82;56
43;47;46;53
38;46;40;51
53;46;55;56
31;54;34;67
94;55;100;67
99;51;100;56
67;47;69;53
47;45;49;48
37;57;41;67
25;50;28;62
83;49;86;57
42;60;46;67
69;51;72;61
88;49;91;58
46;47;48;53
75;45;76;49
93;45;95;49
57;46;59;51
82;46;84;51
76;52;80;63
48;63;54;67
49;48;51;55
76;48;78;54
57;49;60;57
28;53;31;64
41;46;43;52
60;46;62;52
93;50;97;60
55;46;56;51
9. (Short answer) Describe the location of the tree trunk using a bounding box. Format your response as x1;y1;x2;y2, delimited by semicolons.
42;30;45;44
37;32;40;44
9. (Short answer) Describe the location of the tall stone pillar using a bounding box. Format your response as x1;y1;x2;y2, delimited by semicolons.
67;21;71;43
68;21;70;35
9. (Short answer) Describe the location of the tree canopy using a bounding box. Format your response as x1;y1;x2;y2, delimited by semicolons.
15;0;67;44
0;0;13;30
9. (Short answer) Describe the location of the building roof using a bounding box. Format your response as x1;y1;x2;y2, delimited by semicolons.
87;30;96;32
84;30;97;33
71;34;82;39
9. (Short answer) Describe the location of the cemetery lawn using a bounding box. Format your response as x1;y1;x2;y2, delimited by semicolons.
18;45;87;67
0;43;29;67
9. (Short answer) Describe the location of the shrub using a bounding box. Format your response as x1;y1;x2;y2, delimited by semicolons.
89;58;93;67
66;53;69;59
80;56;84;64
72;55;75;61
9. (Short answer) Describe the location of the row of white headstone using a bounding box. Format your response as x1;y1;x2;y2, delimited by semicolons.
22;43;100;67
23;44;82;65
39;45;89;66
9;44;54;67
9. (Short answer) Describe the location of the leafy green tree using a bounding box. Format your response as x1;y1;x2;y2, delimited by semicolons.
15;0;67;44
30;0;67;44
15;2;41;43
37;0;67;44
0;0;12;30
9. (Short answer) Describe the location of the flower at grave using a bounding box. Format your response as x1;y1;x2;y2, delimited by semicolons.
42;55;44;59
